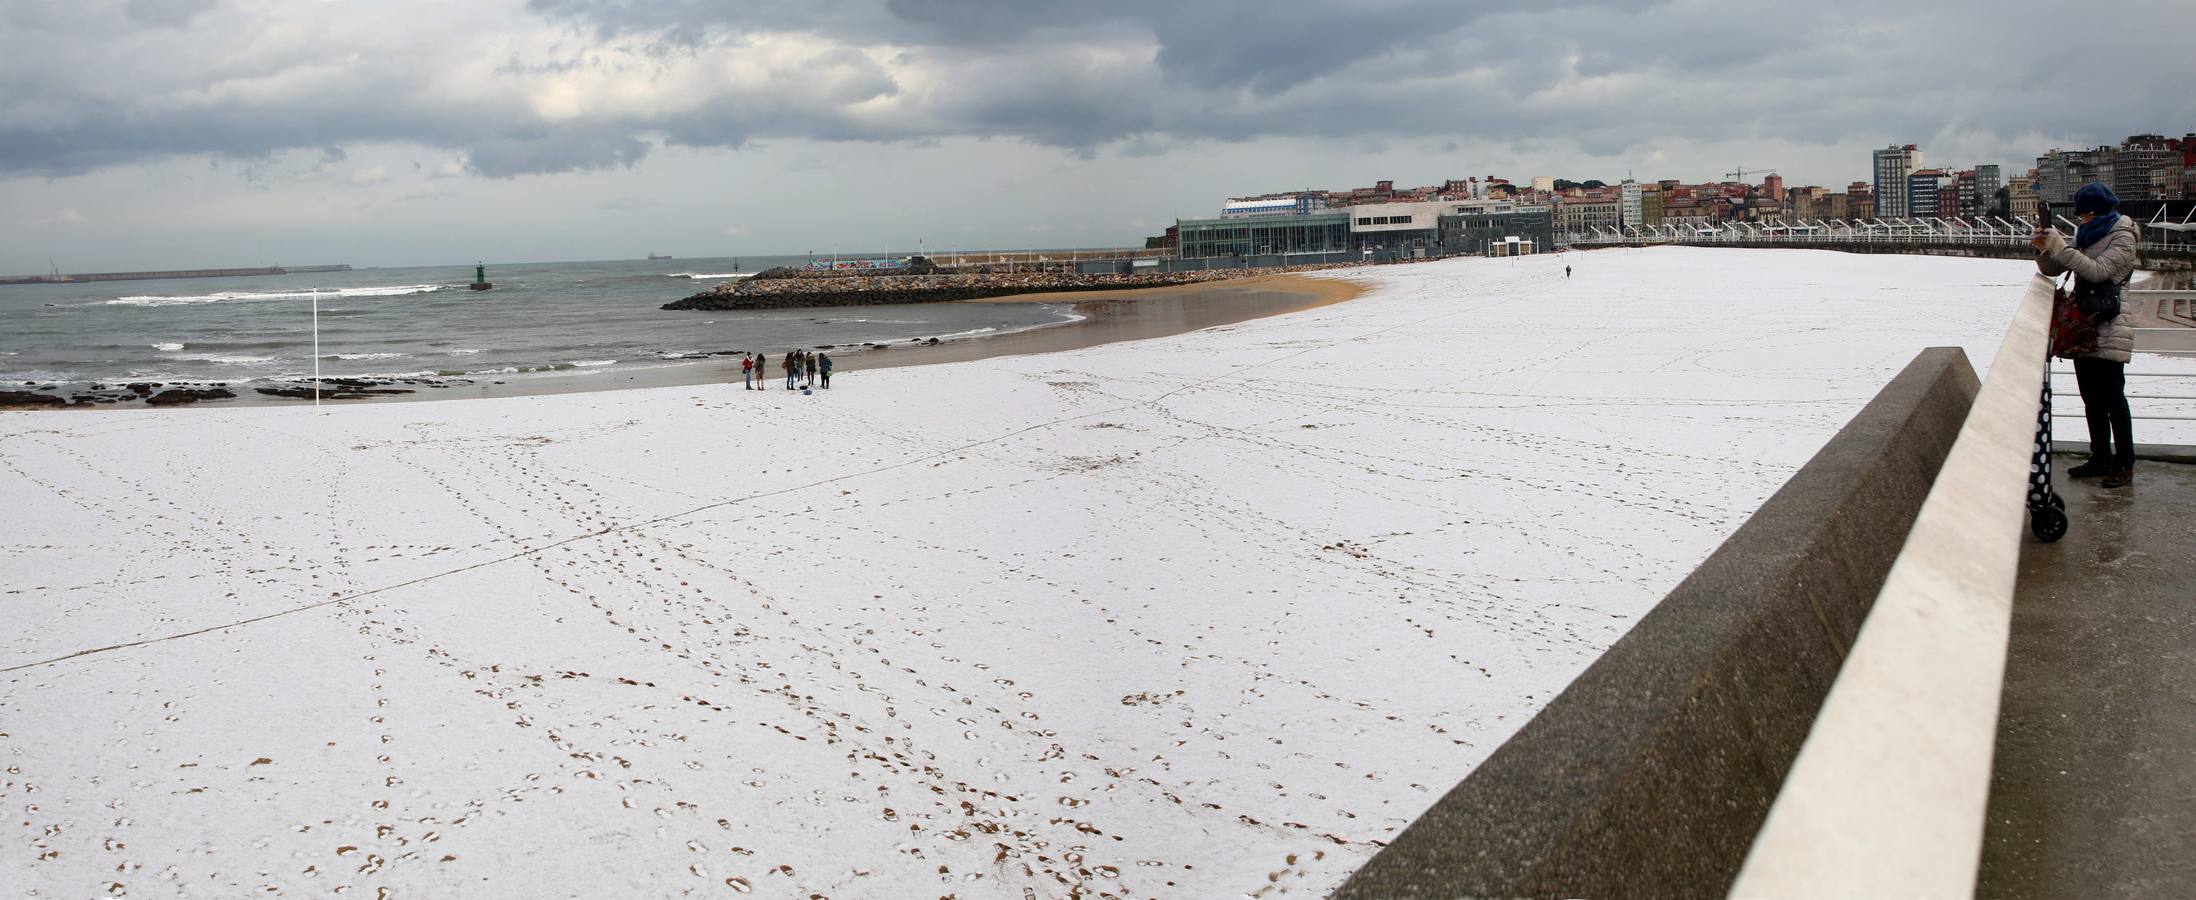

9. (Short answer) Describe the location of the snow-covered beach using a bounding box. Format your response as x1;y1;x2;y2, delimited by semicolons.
6;248;2191;898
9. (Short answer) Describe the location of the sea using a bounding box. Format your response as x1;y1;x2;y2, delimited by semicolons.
0;256;1079;391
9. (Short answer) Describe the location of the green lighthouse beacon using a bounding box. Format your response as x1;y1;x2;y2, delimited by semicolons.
469;261;493;291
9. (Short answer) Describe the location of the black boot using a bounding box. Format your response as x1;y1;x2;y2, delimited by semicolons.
2065;458;2113;478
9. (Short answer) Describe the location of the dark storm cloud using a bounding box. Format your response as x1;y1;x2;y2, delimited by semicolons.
1;0;2191;181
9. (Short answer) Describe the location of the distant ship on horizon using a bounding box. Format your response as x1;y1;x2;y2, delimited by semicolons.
647;252;672;260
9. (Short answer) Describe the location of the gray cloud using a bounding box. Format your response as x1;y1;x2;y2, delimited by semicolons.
466;129;652;178
124;0;217;28
0;0;2190;184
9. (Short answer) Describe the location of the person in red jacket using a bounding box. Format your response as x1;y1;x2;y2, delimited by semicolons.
740;352;754;390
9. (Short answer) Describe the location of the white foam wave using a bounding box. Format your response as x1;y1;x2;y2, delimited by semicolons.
331;352;409;361
930;327;999;340
176;354;279;365
446;348;487;355
107;284;447;307
571;359;616;368
667;272;752;280
151;342;184;351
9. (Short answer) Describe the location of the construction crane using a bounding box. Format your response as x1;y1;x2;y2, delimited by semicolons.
1726;166;1778;184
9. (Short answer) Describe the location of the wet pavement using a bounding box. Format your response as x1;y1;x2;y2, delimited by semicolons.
1980;457;2196;899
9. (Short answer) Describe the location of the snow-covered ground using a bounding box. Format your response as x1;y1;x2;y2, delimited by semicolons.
5;248;2192;899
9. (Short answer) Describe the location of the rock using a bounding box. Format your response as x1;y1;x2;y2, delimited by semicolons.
144;386;237;406
125;382;158;396
254;384;415;401
0;390;67;408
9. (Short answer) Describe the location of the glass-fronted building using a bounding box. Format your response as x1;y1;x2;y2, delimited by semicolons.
1176;212;1351;258
1439;207;1553;256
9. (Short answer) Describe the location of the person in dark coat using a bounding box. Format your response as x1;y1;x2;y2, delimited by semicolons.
819;353;833;389
2035;182;2141;487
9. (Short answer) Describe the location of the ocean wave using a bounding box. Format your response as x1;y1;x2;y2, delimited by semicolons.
928;327;999;341
175;354;281;365
106;284;448;307
446;348;487;355
330;352;409;361
151;342;184;351
571;359;616;367
666;272;752;280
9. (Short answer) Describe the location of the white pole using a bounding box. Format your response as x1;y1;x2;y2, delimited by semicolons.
311;287;321;408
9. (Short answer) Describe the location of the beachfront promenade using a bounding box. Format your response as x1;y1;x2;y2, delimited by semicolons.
6;249;2194;898
1983;458;2196;898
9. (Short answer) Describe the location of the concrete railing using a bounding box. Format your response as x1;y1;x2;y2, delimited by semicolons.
1729;275;2055;897
1335;347;1982;898
1561;221;2196;267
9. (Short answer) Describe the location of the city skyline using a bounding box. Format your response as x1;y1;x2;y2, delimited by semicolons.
4;0;2194;271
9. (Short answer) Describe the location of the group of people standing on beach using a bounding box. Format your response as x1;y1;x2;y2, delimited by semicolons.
740;350;832;391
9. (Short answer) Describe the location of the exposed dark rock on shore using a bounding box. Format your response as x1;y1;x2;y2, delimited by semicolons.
145;386;238;405
0;390;67;408
255;382;416;400
0;376;466;410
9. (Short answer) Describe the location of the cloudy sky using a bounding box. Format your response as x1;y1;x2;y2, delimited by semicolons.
3;0;2191;271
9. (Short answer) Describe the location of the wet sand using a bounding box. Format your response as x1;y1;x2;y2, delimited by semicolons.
851;273;1364;371
21;274;1364;409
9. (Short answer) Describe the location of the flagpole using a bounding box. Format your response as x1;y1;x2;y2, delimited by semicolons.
311;287;321;408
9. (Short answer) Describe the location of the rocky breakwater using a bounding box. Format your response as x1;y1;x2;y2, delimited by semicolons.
663;266;1310;311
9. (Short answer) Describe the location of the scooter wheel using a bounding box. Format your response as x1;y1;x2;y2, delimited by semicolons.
2030;506;2067;543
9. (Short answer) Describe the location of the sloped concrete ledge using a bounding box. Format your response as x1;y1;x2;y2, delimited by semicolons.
1334;347;1980;899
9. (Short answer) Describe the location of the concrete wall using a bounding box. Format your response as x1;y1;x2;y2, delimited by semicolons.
1729;276;2055;898
1335;347;1981;899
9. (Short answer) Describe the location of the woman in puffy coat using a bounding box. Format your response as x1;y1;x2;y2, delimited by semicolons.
2035;182;2141;487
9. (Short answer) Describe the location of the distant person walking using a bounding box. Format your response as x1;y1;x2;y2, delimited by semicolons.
741;352;754;390
819;353;833;389
783;352;796;390
2035;182;2140;487
1565;265;1572;278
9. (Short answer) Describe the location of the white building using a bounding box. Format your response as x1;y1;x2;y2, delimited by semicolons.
1620;179;1644;229
1221;194;1328;218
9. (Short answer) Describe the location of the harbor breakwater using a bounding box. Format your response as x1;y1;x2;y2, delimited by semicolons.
0;264;352;285
662;265;1356;311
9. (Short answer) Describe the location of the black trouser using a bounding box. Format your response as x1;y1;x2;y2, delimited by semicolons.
2072;356;2134;469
